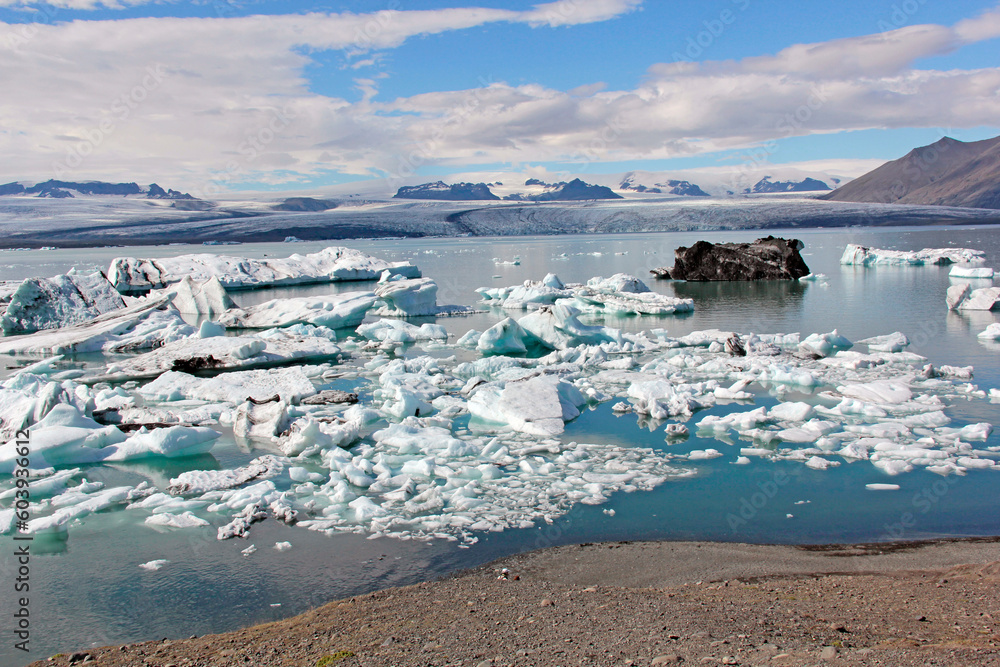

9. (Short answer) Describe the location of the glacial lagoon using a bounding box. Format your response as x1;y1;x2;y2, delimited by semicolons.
3;225;1000;665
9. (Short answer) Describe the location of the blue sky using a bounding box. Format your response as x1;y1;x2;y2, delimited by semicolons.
1;0;999;192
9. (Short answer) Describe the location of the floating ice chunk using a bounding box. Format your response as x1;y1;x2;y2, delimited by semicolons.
100;333;342;381
373;277;438;317
769;401;814;423
139;559;170;571
241;545;257;555
541;273;564;289
858;332;910;353
950;285;1000;310
233;396;290;439
778;420;836;443
109;246;420;293
627;380;709;420
139;366;317;404
219;291;375;329
840;244;984;266
274;541;292;551
949;266;994;279
687;449;722;460
734;456;751;465
145;511;210;528
566;290;694;316
585;273;650;294
168;456;288;495
518;304;621;350
198;320;226;338
26;485;134;534
978;323;1000;340
468;374;586;437
0;467;81;501
374;419;479;457
0;295;180;356
357;319;447;343
101;425;221;461
798;273;827;282
477;318;529;355
165;276;236;317
839;380;912;405
866;483;900;491
759;363;817;387
798;330;852;357
804;456;837;470
2;270;124;334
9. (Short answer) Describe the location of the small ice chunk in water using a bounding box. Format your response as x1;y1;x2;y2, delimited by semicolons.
274;541;292;551
866;483;900;491
242;545;257;556
139;559;170;571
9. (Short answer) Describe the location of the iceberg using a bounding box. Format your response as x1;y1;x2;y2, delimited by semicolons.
518;304;622;350
468;374;587;436
357;319;448;344
949;266;994;279
164;276;236;317
219;291;375;329
373;277;439;317
109;246;420;293
840;244;985;266
1;270;124;333
138;366;318;404
97;332;342;381
476;317;530;355
948;285;1000;311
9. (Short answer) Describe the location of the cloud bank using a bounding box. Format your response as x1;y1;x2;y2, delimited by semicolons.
0;1;998;190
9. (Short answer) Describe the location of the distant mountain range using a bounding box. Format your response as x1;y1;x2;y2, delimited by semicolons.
746;176;833;194
820;135;1000;209
620;176;709;196
0;179;195;200
394;181;500;201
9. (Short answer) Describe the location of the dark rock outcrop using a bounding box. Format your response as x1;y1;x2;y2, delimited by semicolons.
655;236;810;281
394;181;499;200
0;182;25;196
272;197;338;212
620;177;710;197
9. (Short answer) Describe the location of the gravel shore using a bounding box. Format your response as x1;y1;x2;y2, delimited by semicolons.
32;538;1000;667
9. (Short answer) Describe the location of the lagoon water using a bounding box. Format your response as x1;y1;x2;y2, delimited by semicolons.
3;225;1000;665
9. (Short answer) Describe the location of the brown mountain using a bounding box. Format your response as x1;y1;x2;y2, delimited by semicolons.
819;135;1000;209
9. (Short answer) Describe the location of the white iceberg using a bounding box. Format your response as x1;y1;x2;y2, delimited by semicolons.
949;266;994;279
841;244;985;266
1;270;124;334
164;276;236;318
468;374;587;437
109;246;420;293
518;304;622;350
219;291;375;329
139;366;318;404
476;318;530;355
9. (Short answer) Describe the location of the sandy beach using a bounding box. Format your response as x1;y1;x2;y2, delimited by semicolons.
30;537;1000;667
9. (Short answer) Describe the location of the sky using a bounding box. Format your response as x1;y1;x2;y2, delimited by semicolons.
1;0;999;194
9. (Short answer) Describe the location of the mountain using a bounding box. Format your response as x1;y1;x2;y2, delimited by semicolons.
820;136;1000;209
521;178;622;201
272;197;338;212
745;176;832;194
0;179;196;200
620;175;709;196
394;181;499;200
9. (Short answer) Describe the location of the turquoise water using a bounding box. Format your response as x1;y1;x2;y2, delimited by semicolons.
2;225;1000;665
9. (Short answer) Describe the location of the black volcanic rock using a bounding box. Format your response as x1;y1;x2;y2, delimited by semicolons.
394;181;499;201
26;180;142;196
527;178;622;201
657;236;810;281
0;182;25;196
820;135;1000;209
747;176;831;193
272;197;338;212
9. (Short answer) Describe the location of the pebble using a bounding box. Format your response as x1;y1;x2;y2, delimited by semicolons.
722;657;739;665
651;656;683;665
820;646;838;660
476;662;492;667
540;598;555;607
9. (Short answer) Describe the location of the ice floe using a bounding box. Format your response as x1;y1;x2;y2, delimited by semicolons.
109;246;420;293
841;244;985;266
1;270;124;334
164;276;236;318
219;291;376;330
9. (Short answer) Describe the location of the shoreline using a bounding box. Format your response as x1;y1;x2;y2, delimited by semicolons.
29;536;1000;666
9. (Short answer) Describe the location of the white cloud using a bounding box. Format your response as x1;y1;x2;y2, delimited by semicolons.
0;2;998;191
